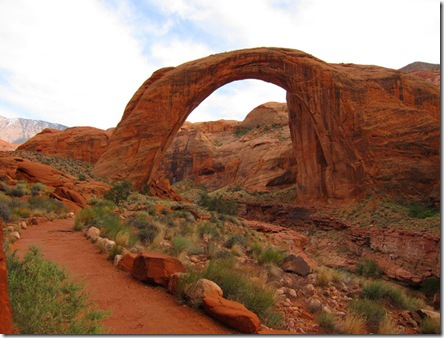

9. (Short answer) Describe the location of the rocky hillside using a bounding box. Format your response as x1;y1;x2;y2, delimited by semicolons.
0;115;67;144
399;62;440;87
158;102;297;193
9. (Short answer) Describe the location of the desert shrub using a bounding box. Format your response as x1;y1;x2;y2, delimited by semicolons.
138;223;160;244
349;298;386;332
7;247;108;334
172;235;195;255
377;316;400;334
104;180;134;206
30;183;45;196
316;312;338;333
74;206;136;246
420;278;440;297
0;203;11;222
257;246;286;265
8;185;26;197
420;317;441;334
197;222;221;240
202;257;279;326
361;280;420;310
28;196;68;215
339;313;366;334
355;258;383;278
407;201;439;219
234;126;252;137
198;192;238;215
224;234;247;248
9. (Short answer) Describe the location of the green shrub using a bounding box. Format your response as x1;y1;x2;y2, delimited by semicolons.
257;247;286;265
407;202;439;219
224;234;247;248
349;298;386;332
138;223;160;244
420;317;441;334
202;258;279;327
104;181;134;206
8;185;26;197
172;235;195;255
355;258;383;278
198;192;238;215
30;183;45;196
0;203;11;222
28;196;68;215
316;312;338;333
198;222;221;240
361;280;420;310
420;278;440;297
7;247;108;334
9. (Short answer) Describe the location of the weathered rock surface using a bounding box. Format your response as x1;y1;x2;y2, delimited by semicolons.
131;252;186;287
0;153;110;210
18;127;114;164
94;47;440;205
0;139;18;151
117;253;137;272
281;254;313;276
183;278;223;307
158;102;297;193
0;222;14;334
399;62;440;87
202;295;261;333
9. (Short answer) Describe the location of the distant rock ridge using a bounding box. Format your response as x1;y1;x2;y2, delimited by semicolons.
399;62;440;87
0;115;67;144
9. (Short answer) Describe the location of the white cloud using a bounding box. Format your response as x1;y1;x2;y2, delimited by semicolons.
0;0;152;129
0;0;439;129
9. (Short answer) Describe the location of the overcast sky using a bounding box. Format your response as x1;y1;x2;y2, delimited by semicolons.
0;0;440;129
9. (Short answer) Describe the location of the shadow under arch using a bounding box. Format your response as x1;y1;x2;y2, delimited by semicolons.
93;47;376;202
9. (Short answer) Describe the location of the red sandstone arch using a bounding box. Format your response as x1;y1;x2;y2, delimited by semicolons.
93;47;440;203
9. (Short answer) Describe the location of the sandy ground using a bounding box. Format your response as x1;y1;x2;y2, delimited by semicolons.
12;218;235;334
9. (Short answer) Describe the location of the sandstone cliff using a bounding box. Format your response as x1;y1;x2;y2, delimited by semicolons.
18;127;114;164
158;102;297;193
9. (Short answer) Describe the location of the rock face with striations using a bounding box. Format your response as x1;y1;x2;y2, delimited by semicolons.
93;47;440;205
158;102;297;193
18;127;114;164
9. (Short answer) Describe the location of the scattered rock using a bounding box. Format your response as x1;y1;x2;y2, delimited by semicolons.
7;232;20;240
183;278;223;307
20;221;27;229
307;298;322;313
131;252;186;287
281;254;313;276
202;295;261;334
86;226;100;240
167;272;187;295
113;255;123;267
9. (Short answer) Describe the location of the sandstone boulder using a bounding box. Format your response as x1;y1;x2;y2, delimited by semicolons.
131;252;186;287
183;278;223;307
117;253;137;272
202;295;261;334
281;254;313;276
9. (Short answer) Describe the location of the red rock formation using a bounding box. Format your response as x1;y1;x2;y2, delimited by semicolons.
202;295;261;334
0;139;18;151
158;102;297;192
18;127;113;164
0;221;14;334
94;47;440;205
131;252;186;287
0;153;110;210
399;62;440;87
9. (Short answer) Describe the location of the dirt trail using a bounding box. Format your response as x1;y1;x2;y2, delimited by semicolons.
12;218;235;334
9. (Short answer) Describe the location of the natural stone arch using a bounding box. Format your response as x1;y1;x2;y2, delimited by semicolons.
93;47;440;203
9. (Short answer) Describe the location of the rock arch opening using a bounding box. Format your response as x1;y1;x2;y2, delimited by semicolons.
93;47;440;204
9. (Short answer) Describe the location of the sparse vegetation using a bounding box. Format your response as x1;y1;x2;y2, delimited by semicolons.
361;280;421;310
316;311;338;333
355;258;383;278
349;298;387;332
198;192;238;215
7;247;108;334
420;317;441;334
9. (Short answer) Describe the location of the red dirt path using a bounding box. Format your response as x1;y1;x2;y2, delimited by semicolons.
12;218;236;334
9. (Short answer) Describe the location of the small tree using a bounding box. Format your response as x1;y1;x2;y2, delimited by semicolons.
104;181;134;206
